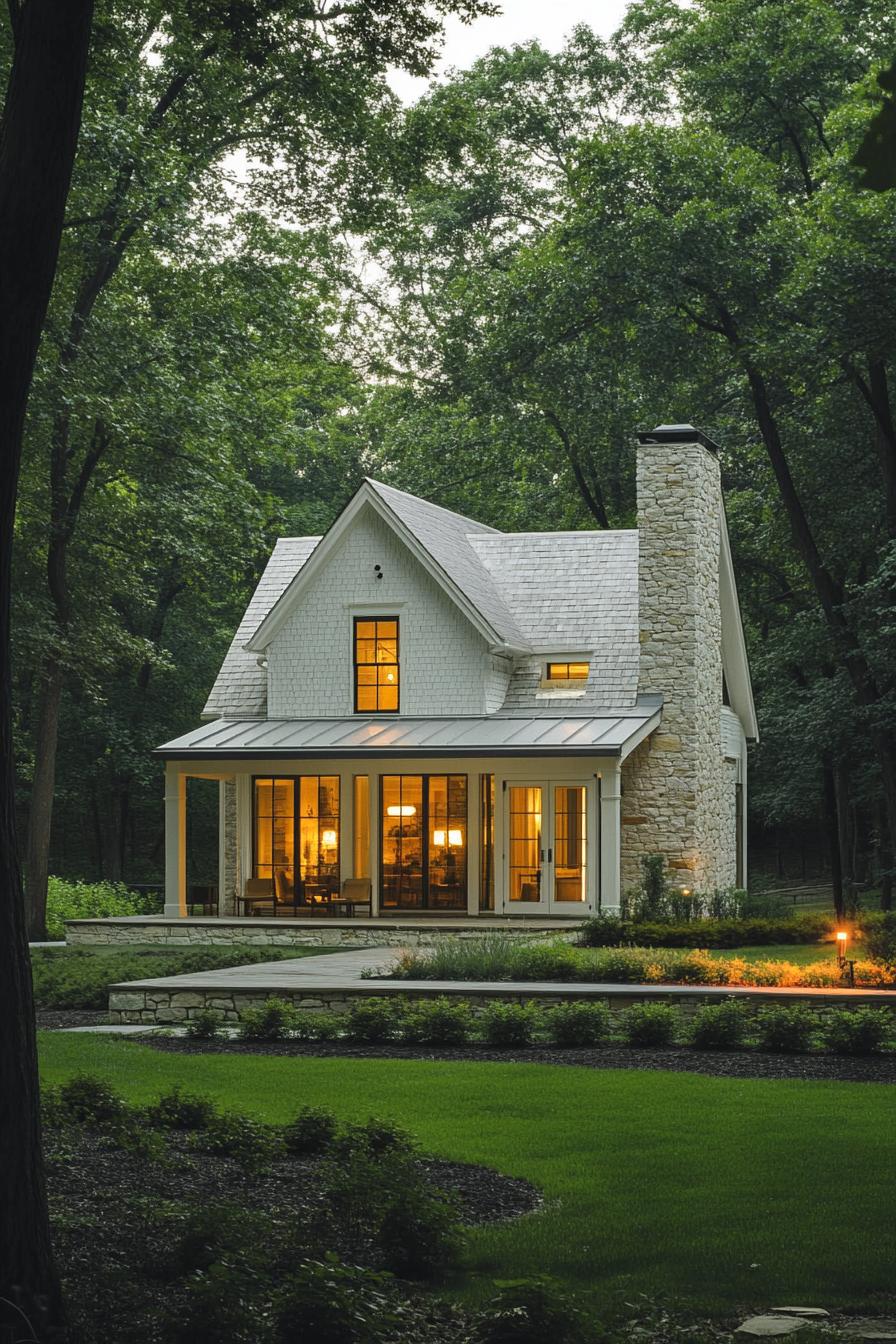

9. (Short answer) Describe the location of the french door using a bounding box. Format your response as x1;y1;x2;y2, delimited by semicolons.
504;781;592;914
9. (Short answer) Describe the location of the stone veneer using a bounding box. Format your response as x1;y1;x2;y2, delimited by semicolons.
66;917;583;949
221;779;238;915
621;436;735;891
108;981;896;1027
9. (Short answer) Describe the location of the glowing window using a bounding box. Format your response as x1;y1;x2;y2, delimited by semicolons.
545;661;589;681
354;617;399;713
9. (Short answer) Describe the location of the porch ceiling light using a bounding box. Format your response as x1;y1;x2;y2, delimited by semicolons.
387;805;416;817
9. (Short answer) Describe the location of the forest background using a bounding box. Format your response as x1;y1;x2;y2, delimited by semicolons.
9;0;896;917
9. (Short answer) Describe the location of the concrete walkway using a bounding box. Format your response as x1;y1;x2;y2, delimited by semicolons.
113;946;407;994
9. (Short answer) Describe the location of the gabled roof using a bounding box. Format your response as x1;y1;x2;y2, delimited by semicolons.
203;537;319;719
245;479;528;655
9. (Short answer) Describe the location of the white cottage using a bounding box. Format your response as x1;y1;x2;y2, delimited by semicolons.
158;424;757;920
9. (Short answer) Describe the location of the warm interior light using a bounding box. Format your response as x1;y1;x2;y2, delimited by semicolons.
433;829;446;846
448;828;463;846
321;829;337;848
386;804;416;817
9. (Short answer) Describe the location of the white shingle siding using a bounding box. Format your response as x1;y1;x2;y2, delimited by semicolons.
203;537;320;719
266;507;497;717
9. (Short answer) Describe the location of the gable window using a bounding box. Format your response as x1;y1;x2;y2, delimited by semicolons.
354;617;399;712
545;661;589;682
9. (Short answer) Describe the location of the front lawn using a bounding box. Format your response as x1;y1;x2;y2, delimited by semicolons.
708;943;859;965
38;1032;896;1312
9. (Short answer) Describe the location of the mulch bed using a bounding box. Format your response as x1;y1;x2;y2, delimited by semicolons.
46;1125;539;1344
37;1009;109;1029
143;1035;896;1083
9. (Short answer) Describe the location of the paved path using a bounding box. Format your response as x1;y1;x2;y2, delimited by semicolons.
113;946;407;993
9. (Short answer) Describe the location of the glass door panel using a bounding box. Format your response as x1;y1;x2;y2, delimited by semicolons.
553;785;586;904
508;785;544;906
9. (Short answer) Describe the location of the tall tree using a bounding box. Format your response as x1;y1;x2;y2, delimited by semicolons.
0;0;93;1330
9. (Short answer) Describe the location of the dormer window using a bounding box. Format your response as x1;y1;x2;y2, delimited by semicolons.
354;617;399;712
545;661;589;682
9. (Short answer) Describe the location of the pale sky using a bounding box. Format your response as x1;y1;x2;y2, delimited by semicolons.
389;0;633;102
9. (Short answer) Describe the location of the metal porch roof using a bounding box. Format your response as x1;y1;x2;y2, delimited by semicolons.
157;701;662;760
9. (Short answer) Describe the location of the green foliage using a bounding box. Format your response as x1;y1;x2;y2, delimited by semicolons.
342;997;401;1043
237;998;298;1042
756;1006;817;1053
823;1008;894;1055
400;996;473;1045
291;1011;341;1042
469;1276;596;1344
621;1004;678;1048
44;878;160;939
162;1204;270;1281
282;1106;339;1156
580;913;833;949
273;1256;403;1344
321;1137;463;1281
31;945;308;1010
544;1002;611;1048
185;1009;225;1040
197;1112;279;1171
145;1086;219;1131
57;1073;127;1123
689;1000;752;1051
860;912;896;970
332;1118;412;1161
479;1002;537;1048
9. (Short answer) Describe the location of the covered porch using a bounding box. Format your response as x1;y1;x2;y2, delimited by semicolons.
158;707;660;921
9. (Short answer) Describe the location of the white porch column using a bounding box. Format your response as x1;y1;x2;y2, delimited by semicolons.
599;761;622;914
164;767;187;918
368;770;380;916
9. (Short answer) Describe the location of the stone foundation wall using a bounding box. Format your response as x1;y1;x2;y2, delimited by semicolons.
108;981;896;1026
67;918;583;949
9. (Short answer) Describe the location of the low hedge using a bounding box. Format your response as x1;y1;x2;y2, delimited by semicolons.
31;945;308;1010
580;912;834;949
181;995;896;1057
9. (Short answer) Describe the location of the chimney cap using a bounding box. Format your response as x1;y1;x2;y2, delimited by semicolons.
636;423;720;454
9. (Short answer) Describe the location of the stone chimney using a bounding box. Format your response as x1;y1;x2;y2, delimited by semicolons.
621;424;729;891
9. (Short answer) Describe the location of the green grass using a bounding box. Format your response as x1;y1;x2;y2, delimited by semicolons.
38;1032;896;1312
31;943;342;1009
710;943;850;965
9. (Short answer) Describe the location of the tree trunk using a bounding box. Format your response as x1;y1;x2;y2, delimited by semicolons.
0;0;94;1331
24;658;64;939
823;760;845;921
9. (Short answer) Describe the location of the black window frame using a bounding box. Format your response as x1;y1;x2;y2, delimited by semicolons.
353;615;400;714
251;774;341;903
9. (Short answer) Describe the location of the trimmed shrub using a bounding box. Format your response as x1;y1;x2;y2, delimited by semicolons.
479;1002;537;1048
282;1106;339;1156
510;942;580;981
274;1256;402;1344
689;999;751;1050
185;1009;224;1040
198;1112;279;1169
291;1011;341;1041
469;1276;595;1344
756;1005;817;1053
58;1073;127;1123
333;1117;412;1159
400;996;472;1045
824;1007;893;1055
237;997;297;1041
322;1139;462;1281
545;1002;611;1048
621;1003;678;1047
343;997;401;1043
145;1086;219;1131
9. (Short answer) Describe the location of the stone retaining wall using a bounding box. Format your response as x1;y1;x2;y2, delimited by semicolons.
67;918;582;949
108;981;896;1026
